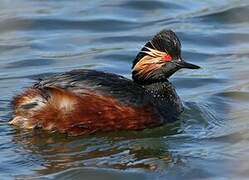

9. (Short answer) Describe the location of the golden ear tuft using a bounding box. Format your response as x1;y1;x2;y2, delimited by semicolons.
141;46;168;58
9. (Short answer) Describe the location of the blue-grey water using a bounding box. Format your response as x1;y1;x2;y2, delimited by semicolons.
1;0;249;179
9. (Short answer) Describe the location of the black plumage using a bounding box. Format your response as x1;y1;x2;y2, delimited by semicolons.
9;29;200;135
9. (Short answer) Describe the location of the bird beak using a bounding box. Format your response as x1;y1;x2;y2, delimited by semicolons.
174;58;200;69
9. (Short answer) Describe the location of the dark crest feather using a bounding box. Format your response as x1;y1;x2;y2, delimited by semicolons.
150;30;181;55
132;29;181;69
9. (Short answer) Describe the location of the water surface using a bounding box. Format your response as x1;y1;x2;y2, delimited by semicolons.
1;0;249;179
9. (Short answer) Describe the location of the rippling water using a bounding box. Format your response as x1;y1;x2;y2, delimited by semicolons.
1;0;249;179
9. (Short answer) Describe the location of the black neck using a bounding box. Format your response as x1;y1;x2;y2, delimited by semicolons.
142;82;183;122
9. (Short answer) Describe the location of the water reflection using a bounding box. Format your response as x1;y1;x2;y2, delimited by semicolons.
11;125;179;177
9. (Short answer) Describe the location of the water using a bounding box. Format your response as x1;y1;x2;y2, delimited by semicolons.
1;0;249;179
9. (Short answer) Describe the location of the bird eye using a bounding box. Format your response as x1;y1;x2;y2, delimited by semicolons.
163;54;172;62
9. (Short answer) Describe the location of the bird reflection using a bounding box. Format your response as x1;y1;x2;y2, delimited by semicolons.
11;124;180;176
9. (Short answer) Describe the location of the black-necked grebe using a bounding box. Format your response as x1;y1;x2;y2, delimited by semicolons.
9;30;200;136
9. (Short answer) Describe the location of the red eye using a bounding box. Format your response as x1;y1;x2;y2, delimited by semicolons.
163;54;172;62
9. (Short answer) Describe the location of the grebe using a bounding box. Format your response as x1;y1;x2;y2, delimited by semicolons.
9;30;200;136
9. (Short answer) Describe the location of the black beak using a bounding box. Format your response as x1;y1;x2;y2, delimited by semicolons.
174;59;200;69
